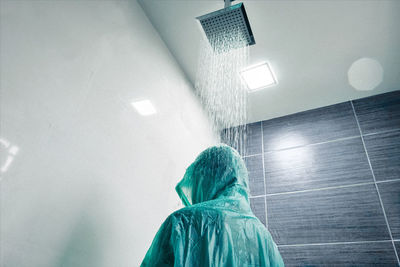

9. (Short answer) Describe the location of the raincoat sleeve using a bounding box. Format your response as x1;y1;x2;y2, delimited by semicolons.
141;215;176;267
267;232;285;266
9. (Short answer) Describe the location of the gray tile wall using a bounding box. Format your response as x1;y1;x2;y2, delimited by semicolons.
222;90;400;266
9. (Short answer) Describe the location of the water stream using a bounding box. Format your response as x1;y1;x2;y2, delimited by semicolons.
195;29;250;154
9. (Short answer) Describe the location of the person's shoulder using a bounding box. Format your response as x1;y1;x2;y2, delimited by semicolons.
173;203;221;216
168;202;223;223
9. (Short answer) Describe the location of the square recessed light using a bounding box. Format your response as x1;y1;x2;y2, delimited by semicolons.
240;62;277;91
131;99;157;116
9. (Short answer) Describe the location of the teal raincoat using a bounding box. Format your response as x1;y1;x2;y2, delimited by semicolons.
141;144;284;266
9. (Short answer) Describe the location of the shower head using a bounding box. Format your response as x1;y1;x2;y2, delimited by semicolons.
196;1;255;49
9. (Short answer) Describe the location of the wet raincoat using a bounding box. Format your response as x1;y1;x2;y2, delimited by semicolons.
141;144;284;266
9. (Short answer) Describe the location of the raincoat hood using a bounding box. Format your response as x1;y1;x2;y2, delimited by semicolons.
141;144;285;267
175;144;250;206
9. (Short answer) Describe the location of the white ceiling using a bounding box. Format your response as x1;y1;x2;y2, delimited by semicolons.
138;0;400;123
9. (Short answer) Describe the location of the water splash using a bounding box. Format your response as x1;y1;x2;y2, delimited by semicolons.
195;29;249;154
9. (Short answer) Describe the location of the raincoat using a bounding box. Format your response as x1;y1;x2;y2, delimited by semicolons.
141;144;284;266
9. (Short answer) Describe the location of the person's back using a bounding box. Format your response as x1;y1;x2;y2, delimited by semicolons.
141;145;284;267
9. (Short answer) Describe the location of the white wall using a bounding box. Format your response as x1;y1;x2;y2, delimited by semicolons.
0;1;216;266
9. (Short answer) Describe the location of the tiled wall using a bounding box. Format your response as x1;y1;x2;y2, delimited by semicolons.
222;90;400;266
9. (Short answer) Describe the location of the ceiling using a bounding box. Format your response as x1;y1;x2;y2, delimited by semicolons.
138;0;400;123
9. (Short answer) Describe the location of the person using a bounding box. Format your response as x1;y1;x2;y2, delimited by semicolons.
141;144;284;266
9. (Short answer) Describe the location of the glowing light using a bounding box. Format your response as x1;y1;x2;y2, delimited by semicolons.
0;138;19;175
1;156;14;173
0;138;10;148
348;58;383;91
9;146;19;155
131;99;157;116
240;62;277;91
271;133;309;151
269;134;314;184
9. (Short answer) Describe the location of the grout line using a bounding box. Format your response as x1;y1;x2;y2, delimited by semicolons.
248;179;400;199
260;121;268;228
264;135;361;154
362;128;400;137
351;100;400;266
278;240;393;248
376;178;400;184
241;128;400;160
265;181;375;197
242;152;262;158
249;195;266;199
242;135;361;159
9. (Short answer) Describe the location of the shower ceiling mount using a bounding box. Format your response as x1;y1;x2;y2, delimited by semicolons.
224;0;235;8
196;0;255;48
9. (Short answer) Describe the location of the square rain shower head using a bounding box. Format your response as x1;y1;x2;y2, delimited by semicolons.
196;3;255;49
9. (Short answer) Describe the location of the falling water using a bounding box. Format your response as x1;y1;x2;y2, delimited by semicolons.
195;29;250;154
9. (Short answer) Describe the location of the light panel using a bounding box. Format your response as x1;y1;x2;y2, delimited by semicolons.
240;62;277;91
131;99;157;116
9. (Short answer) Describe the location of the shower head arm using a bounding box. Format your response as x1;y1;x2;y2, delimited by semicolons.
224;0;235;8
